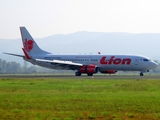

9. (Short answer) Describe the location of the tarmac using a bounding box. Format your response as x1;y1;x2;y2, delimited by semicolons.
0;74;160;80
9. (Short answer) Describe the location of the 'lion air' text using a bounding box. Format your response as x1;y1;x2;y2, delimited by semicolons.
100;56;131;65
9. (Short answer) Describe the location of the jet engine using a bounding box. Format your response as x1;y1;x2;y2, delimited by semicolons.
79;65;98;74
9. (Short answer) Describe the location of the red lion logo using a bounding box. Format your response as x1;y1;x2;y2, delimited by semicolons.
23;39;34;52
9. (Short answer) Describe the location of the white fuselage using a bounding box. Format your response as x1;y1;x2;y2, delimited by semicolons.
25;54;157;72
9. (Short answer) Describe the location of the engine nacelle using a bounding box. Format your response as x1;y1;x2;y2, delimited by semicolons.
79;65;98;74
99;70;117;74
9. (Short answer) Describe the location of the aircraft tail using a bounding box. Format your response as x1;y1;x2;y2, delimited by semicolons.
20;27;50;58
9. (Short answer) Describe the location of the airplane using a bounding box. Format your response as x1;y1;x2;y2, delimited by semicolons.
4;27;158;76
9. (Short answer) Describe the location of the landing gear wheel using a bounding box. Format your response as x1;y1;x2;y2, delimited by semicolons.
140;72;143;76
75;71;81;76
87;73;93;76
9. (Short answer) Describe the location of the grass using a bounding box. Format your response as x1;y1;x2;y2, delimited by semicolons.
0;77;160;119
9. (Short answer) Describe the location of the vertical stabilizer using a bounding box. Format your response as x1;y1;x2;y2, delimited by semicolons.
20;27;50;57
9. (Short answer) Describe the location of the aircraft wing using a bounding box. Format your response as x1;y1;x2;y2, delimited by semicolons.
36;59;83;70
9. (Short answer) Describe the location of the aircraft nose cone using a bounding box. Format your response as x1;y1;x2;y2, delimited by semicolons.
150;61;158;69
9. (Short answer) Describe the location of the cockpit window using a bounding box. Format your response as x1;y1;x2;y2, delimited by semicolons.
143;59;149;61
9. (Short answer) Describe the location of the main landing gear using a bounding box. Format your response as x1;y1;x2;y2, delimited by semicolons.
75;71;93;76
75;71;81;76
140;72;144;76
87;73;93;76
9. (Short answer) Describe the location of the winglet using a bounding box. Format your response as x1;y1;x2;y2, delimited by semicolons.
22;48;32;59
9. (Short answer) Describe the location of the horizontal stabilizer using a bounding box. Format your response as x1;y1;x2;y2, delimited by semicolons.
3;52;24;57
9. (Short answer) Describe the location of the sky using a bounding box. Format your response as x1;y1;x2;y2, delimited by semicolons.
1;0;160;39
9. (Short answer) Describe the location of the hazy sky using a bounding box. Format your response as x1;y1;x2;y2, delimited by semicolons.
1;0;160;39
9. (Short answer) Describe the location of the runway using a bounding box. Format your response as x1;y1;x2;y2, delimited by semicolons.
0;74;160;79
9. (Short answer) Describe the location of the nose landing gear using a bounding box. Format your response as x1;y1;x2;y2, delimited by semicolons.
140;72;143;76
140;70;149;76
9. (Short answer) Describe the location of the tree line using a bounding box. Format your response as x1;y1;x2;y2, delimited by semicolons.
0;59;54;74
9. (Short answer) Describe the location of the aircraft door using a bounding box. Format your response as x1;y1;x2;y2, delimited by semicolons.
135;58;138;65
